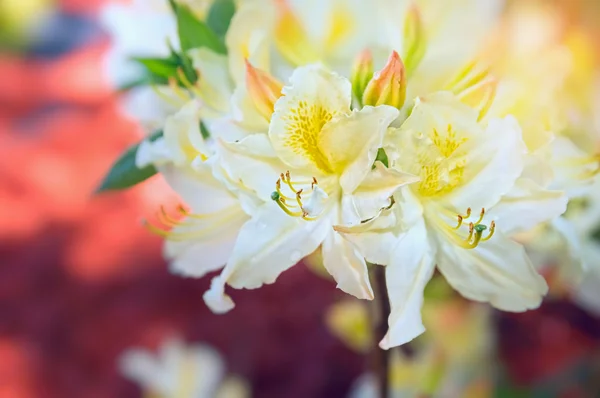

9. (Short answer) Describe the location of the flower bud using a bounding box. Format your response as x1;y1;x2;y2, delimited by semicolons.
245;59;284;121
403;4;426;76
350;50;374;105
362;51;407;110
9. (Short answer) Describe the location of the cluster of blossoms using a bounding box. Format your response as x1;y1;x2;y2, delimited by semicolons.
99;0;599;349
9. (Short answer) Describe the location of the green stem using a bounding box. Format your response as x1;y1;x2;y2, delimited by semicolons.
370;264;390;398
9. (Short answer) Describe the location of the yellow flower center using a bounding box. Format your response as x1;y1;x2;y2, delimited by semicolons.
417;125;468;197
282;101;336;173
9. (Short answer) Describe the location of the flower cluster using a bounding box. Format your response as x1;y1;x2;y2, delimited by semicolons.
98;0;599;349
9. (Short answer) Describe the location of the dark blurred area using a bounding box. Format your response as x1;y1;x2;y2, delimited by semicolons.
1;0;600;397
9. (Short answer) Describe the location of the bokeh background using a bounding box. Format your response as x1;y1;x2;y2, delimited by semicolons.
1;0;600;397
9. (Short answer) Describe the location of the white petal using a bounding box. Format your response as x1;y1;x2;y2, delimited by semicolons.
322;230;374;300
165;206;248;278
301;186;329;217
318;105;400;193
189;48;233;112
204;202;330;312
215;135;288;202
445;116;526;211
550;135;597;197
136;137;172;168
163;100;207;166
225;0;274;85
492;177;567;235
204;275;235;314
437;231;548;312
379;220;436;349
350;161;419;220
119;349;165;393
158;164;238;213
334;207;399;265
269;65;351;173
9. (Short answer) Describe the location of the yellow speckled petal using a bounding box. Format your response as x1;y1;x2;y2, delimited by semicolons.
269;65;352;174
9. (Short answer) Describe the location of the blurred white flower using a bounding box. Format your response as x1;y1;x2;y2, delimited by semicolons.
120;337;248;398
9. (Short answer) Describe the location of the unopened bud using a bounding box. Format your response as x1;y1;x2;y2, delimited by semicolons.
350;50;374;105
362;51;407;110
403;4;426;76
245;59;284;121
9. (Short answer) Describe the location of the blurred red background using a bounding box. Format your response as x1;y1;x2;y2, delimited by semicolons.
0;0;599;397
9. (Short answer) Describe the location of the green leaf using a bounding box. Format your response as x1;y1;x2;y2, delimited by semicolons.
176;5;227;54
133;56;179;79
206;0;236;38
95;132;163;193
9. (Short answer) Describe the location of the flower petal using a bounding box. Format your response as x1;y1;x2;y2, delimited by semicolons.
322;230;374;300
203;202;330;312
214;134;288;202
350;161;419;220
158;164;237;213
189;48;233;112
165;206;248;278
163;100;207;166
492;177;567;235
269;65;351;173
225;0;273;85
380;219;436;349
136;137;172;168
437;231;548;312
334;207;399;266
444;115;527;211
318;105;400;193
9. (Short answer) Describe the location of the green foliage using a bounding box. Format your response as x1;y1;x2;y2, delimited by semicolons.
176;4;227;54
206;0;236;38
95;131;163;193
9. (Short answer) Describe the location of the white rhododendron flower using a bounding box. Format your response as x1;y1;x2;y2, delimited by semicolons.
97;0;591;350
336;93;567;348
120;337;248;398
203;65;418;312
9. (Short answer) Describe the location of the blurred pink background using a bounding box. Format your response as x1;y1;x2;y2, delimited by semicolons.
1;0;600;397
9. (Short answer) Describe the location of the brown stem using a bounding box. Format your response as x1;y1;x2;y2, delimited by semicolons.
370;264;390;398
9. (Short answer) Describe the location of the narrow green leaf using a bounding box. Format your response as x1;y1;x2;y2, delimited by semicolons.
206;0;236;38
133;57;179;79
176;5;227;54
95;132;163;193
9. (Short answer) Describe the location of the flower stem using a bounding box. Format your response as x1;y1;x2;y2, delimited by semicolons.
370;264;390;398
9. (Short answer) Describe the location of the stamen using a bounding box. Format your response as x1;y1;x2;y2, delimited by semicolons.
272;171;326;221
474;208;485;225
454;215;463;229
446;207;496;249
480;220;495;242
460;207;472;219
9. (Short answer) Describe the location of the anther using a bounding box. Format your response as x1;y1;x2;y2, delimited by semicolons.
474;208;485;225
454;215;463;229
481;221;495;242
